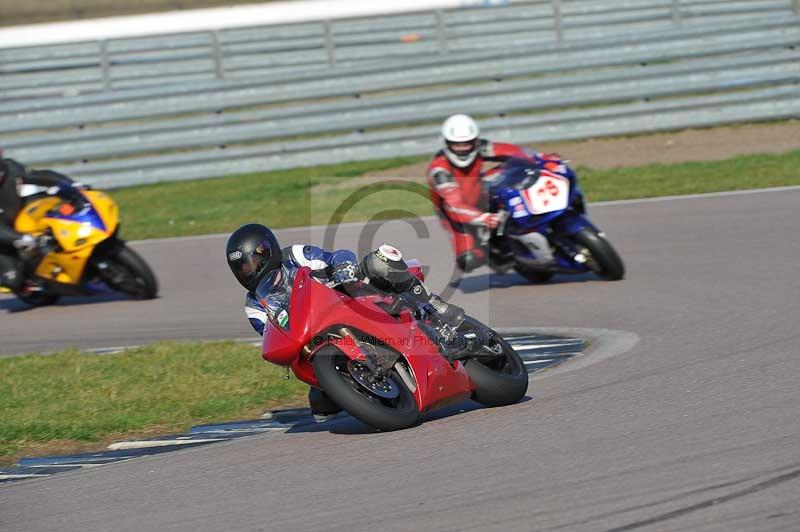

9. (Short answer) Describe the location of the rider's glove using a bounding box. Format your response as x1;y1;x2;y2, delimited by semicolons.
12;234;38;252
331;263;361;285
536;152;562;162
473;212;502;229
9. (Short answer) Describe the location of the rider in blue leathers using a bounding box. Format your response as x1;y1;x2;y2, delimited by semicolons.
242;243;361;335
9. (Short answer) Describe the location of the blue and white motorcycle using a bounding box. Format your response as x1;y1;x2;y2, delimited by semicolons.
483;155;624;283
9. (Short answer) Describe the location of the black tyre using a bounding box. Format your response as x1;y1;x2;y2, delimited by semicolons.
17;291;60;307
103;246;159;299
514;266;554;284
573;228;625;280
312;345;420;431
459;317;529;407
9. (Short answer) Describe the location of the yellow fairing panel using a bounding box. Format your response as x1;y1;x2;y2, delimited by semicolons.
14;197;61;234
34;246;95;284
84;190;119;234
14;192;120;286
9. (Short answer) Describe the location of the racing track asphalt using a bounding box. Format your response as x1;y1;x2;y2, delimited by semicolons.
2;189;800;531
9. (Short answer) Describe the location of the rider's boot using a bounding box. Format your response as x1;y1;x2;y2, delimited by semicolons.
427;293;465;331
407;277;465;330
308;387;342;418
0;257;24;292
488;241;514;273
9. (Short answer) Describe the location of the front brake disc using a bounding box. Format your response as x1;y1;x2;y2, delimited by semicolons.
346;360;400;399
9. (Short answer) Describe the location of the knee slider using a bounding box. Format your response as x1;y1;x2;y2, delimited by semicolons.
1;266;23;291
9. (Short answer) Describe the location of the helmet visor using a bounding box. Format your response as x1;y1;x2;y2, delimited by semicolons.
241;245;269;276
446;139;478;158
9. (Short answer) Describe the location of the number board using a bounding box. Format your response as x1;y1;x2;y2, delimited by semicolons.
520;172;570;215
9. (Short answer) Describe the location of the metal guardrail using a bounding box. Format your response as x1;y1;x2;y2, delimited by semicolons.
1;0;798;187
7;55;799;163
2;16;796;120
0;0;793;98
7;48;795;150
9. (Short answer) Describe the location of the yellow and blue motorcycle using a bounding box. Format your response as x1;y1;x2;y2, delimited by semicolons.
7;188;158;306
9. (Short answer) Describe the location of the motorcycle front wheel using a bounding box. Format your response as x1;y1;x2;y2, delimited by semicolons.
312;344;420;431
572;228;625;280
99;245;159;300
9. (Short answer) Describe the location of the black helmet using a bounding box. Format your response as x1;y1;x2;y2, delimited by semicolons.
226;224;282;292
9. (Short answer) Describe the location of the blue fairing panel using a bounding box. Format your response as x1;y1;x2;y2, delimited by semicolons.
48;206;107;232
551;213;598;236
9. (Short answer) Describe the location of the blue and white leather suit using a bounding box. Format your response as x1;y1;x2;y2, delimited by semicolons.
244;245;357;335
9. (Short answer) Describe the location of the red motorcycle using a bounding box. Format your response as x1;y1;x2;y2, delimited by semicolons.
260;263;529;431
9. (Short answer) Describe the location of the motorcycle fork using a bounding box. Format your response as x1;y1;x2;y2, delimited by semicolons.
334;326;417;393
337;327;396;377
549;233;587;265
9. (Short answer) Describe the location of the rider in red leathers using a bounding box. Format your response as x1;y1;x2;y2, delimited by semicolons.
427;114;532;272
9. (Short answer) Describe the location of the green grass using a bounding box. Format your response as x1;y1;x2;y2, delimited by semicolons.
0;341;307;466
114;149;800;241
114;157;427;240
576;150;800;201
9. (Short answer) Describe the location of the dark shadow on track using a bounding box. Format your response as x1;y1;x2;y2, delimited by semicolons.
285;396;533;435
453;271;600;294
0;292;139;313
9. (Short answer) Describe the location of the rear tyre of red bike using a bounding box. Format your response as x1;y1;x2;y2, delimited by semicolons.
312;345;421;431
459;317;529;407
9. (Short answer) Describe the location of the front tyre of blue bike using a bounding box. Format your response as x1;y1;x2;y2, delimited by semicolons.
573;228;625;280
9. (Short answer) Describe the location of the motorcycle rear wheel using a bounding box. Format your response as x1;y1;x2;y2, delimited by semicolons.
312;344;420;431
459;317;529;407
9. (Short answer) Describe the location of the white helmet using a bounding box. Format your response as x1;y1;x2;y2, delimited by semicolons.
441;114;480;168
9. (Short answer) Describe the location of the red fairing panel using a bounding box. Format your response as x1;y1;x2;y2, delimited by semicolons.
262;268;474;411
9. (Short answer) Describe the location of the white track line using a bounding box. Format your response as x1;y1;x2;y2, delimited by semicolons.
512;342;582;350
591;185;800;207
107;439;223;450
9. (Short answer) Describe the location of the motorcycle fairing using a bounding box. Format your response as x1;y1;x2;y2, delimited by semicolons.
488;158;601;272
550;211;600;237
262;268;474;412
14;191;120;285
